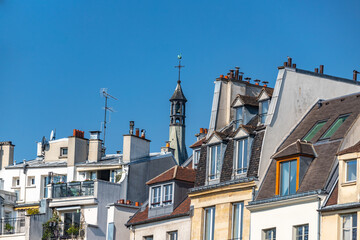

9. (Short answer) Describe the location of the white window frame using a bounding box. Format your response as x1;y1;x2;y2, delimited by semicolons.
207;144;222;181
27;176;35;186
262;228;276;240
12;177;20;187
345;159;357;183
341;213;357;240
235;106;244;128
193;149;201;169
234;138;249;176
60;147;68;156
167;231;178;240
231;202;244;240
149;182;175;208
293;224;309;240
203;206;216;240
260;100;269;124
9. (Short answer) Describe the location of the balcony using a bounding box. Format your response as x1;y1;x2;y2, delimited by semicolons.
0;218;25;235
52;181;94;198
43;222;86;240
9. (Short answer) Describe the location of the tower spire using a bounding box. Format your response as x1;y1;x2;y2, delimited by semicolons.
175;54;184;84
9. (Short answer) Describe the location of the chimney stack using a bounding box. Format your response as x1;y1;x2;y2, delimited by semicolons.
284;62;288;67
235;67;240;80
135;128;140;137
239;72;244;81
0;141;14;169
320;65;324;74
229;70;234;79
292;64;296;68
89;131;102;162
353;70;359;82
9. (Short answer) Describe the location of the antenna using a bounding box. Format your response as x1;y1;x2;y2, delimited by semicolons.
100;88;118;151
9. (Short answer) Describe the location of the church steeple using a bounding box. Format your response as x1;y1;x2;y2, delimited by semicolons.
169;55;188;165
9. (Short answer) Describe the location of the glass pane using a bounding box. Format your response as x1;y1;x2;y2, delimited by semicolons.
236;107;243;128
204;208;215;240
321;115;349;139
232;203;243;239
216;145;221;178
280;161;290;196
303;121;327;142
210;146;216;179
243;139;248;173
289;160;297;194
237;140;243;174
347;161;357;182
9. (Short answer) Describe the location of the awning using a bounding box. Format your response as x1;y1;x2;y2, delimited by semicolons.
14;205;39;210
56;206;81;212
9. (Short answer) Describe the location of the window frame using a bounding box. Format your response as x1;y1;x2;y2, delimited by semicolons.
320;114;350;140
143;236;153;240
260;100;269;124
27;176;35;186
262;228;276;240
235;106;244;129
293;224;309;240
167;231;178;240
193;149;201;169
234;138;249;176
149;182;175;208
207;144;222;181
302;120;327;142
345;159;357;183
275;157;300;196
341;213;357;240
60;147;68;156
231;202;244;240
203;206;216;240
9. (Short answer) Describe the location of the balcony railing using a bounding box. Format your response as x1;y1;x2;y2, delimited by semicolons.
0;218;25;235
43;222;86;240
52;181;94;198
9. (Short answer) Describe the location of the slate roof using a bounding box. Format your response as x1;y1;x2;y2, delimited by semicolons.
146;166;196;185
6;159;67;169
271;140;317;159
256;93;360;201
189;137;206;149
337;140;360;155
231;94;259;107
170;81;187;101
126;197;191;226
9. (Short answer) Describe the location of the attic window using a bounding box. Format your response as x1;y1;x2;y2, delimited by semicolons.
150;183;174;208
235;107;243;128
208;144;222;180
303;120;327;142
260;100;269;124
276;158;299;196
320;114;350;140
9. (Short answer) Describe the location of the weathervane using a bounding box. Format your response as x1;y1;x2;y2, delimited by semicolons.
175;54;184;83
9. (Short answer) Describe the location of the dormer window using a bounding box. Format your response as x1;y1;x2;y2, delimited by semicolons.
276;159;298;196
235;138;248;175
193;149;201;169
235;107;243;128
150;183;174;208
320;114;350;140
208;144;222;180
260;100;269;124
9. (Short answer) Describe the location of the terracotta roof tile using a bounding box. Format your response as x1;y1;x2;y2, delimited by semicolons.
146;166;196;185
326;183;338;206
337;140;360;155
190;137;206;149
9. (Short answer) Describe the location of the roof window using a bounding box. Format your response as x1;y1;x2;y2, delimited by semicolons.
320;114;350;140
303;120;327;142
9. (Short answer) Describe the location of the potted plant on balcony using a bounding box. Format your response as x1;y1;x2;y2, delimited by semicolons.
42;211;62;240
66;224;79;240
5;223;14;233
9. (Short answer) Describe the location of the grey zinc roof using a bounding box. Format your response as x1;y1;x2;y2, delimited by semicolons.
6;159;67;169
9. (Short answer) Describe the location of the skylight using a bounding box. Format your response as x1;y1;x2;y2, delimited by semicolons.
320;114;350;140
303;120;327;142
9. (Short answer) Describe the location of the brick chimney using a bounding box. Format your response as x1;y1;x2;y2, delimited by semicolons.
123;122;150;163
0;141;14;169
88;131;102;162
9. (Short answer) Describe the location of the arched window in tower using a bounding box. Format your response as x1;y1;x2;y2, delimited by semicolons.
176;118;180;124
175;103;181;115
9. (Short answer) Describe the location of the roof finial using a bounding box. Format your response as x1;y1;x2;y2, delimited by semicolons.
175;54;184;84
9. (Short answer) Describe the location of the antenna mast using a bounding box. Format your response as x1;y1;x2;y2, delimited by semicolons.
100;88;117;151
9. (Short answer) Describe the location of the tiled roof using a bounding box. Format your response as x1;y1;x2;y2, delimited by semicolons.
127;197;191;226
6;160;67;169
271;140;317;159
325;183;338;207
189;137;206;149
146;166;196;185
337;140;360;155
256;93;360;201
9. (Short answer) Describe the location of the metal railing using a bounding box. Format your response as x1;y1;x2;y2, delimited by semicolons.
0;217;25;235
43;222;86;240
52;181;94;198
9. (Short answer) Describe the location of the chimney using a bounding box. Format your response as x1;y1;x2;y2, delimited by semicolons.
129;121;134;135
123;125;150;163
195;128;207;141
161;141;175;155
262;81;269;87
315;68;319;73
229;70;235;79
284;62;288;67
239;72;244;81
292;64;296;68
0;141;15;169
287;57;292;67
68;130;88;166
320;65;324;74
254;79;261;86
354;70;359;81
235;67;240;80
244;77;251;83
88;131;102;162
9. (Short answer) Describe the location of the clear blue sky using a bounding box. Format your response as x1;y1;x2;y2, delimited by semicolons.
1;0;359;161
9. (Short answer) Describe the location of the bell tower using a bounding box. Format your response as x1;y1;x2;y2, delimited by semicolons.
169;55;188;165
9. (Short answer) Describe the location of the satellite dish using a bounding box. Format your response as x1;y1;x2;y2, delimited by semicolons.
50;129;56;141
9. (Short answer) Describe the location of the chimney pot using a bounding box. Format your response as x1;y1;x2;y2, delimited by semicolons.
220;74;224;78
119;199;125;204
200;128;204;134
287;57;292;67
224;76;229;79
315;68;319;73
354;70;359;82
129;121;134;135
292;64;296;68
135;128;140;137
135;202;140;207
320;65;324;74
284;62;288;67
141;129;146;139
204;128;208;134
254;79;261;86
126;200;131;205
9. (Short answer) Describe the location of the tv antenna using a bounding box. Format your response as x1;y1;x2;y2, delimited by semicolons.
100;88;118;150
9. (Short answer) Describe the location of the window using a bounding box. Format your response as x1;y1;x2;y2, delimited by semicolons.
110;169;122;183
278;159;298;196
28;176;35;186
163;184;173;206
294;224;308;240
260;100;269;124
320;114;350;140
168;231;178;240
232;202;244;240
60;147;68;156
144;236;153;240
64;211;80;238
89;171;97;180
209;144;222;180
235;138;248;174
43;176;51;198
263;228;276;240
151;186;161;207
342;213;357;240
14;190;20;201
204;207;215;240
13;177;20;187
303;120;327;142
346;160;357;182
194;150;201;169
235;107;243;128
